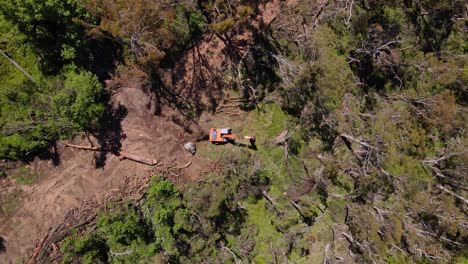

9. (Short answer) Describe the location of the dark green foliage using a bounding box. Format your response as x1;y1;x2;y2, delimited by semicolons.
54;69;105;131
62;234;108;264
405;0;458;52
0;0;91;72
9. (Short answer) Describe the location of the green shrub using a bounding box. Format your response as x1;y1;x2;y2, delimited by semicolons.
61;234;108;264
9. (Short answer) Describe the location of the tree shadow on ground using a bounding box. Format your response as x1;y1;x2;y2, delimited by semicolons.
229;140;257;151
37;141;61;166
0;236;5;253
149;33;226;124
147;71;192;117
146;71;203;135
94;103;128;168
85;36;123;82
146;26;278;135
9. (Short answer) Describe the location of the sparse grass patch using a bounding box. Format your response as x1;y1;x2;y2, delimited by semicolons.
0;188;22;216
303;212;334;262
246;199;283;262
10;167;38;185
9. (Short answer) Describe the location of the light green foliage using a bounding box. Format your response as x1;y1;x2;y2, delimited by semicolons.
0;68;104;159
54;69;104;131
244;200;282;262
98;210;147;248
312;27;359;111
141;178;197;258
211;17;235;32
96;206;160;263
0;15;41;86
206;1;252;33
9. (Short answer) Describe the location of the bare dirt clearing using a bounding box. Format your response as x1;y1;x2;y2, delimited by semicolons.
0;80;209;263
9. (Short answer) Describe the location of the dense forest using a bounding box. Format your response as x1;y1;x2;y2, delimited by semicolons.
0;0;466;263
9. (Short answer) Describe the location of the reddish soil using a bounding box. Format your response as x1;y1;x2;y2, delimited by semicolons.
259;0;282;26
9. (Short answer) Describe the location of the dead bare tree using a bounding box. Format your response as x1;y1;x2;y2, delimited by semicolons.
436;184;468;205
344;0;355;27
355;40;402;60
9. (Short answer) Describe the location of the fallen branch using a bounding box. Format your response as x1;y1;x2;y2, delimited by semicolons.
28;228;51;264
269;243;278;264
110;249;134;257
322;243;331;264
342;232;364;251
215;110;241;116
68;214;97;231
420;160;468;191
340;133;378;150
288;199;310;223
262;191;282;213
176;161;192;169
373;206;386;222
436;184;468;205
221;245;241;264
65;143;101;151
223;97;248;103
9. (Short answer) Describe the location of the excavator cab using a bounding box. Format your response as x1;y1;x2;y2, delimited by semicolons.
209;127;234;144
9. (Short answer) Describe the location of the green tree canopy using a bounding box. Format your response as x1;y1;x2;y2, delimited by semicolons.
0;0;90;71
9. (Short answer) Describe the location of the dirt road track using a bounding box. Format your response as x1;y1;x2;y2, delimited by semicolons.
0;83;205;263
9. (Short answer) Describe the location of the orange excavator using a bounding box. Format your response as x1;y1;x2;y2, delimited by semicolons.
209;127;255;144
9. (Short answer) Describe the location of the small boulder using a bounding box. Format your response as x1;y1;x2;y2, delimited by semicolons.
183;142;197;155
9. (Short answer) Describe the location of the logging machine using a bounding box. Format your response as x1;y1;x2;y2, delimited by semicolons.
209;128;255;144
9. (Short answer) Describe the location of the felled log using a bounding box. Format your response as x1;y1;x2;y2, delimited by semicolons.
65;143;159;166
64;143;102;151
118;152;159;166
437;184;468;205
